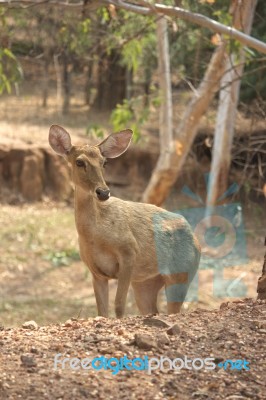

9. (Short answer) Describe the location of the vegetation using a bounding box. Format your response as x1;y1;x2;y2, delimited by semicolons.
0;1;265;111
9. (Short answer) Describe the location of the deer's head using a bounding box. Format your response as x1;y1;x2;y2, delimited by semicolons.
49;125;132;201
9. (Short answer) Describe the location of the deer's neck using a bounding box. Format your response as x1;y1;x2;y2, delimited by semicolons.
74;185;93;207
74;186;99;224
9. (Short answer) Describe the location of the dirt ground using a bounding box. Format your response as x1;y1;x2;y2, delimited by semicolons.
0;89;265;399
1;298;266;400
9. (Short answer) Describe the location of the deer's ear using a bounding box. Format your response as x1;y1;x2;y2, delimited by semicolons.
49;125;72;156
98;129;133;158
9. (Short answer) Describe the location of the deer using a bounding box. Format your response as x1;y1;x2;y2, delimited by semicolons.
49;125;201;318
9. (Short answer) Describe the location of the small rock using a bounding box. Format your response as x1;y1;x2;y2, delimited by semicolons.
94;316;106;322
196;334;208;341
54;371;61;380
254;321;266;329
30;347;38;354
225;340;233;349
99;346;116;355
2;382;10;389
220;302;229;310
157;333;170;347
83;335;93;342
39;369;48;376
20;355;37;367
134;334;157;350
64;319;73;327
213;356;224;364
166;324;181;336
119;343;129;352
143;317;170;328
228;302;237;309
22;321;38;330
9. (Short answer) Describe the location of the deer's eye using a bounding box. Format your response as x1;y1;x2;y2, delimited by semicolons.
76;159;85;167
103;160;108;168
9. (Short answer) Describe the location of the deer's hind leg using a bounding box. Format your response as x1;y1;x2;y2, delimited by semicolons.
132;275;164;315
162;272;190;314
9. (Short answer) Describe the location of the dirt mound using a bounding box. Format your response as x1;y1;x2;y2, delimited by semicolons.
0;145;71;203
0;141;160;203
1;298;265;399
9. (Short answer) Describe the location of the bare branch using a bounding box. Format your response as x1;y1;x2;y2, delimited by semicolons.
0;0;84;8
1;0;265;54
103;0;266;55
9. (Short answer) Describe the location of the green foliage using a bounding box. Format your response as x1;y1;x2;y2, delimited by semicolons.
111;100;134;131
121;39;143;73
58;18;92;56
110;97;151;142
213;8;232;26
97;6;111;24
86;124;105;140
0;8;22;94
1;0;265;106
44;249;80;267
96;8;157;75
240;0;266;102
0;47;22;94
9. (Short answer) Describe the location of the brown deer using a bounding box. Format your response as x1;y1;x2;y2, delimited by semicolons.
49;125;201;318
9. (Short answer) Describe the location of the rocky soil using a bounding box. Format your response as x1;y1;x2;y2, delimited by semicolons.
1;298;265;400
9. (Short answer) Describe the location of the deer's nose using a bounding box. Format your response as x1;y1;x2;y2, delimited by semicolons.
96;187;110;201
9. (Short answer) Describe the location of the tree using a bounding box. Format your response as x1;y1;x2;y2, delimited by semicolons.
103;1;266;54
2;1;266;54
154;11;173;192
206;0;258;207
142;42;227;204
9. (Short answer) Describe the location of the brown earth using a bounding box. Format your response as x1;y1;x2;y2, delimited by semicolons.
1;298;266;400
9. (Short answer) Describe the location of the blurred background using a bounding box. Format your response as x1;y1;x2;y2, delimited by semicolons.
0;0;265;326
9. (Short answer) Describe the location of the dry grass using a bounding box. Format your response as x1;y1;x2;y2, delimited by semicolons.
0;201;264;327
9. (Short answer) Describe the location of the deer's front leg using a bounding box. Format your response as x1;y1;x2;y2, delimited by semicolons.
92;275;109;317
115;251;135;318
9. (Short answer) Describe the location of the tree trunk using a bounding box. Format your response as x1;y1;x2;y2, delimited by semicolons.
126;67;133;101
84;60;93;105
42;56;49;108
53;53;62;115
206;0;257;206
142;43;226;205
143;66;151;107
154;13;173;181
257;237;266;300
94;50;127;110
62;52;71;115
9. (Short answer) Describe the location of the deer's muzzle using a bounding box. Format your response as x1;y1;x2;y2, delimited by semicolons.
96;187;110;201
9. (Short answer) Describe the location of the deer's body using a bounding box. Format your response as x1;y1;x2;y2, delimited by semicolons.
49;125;201;318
